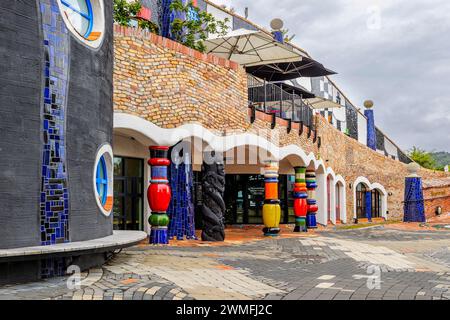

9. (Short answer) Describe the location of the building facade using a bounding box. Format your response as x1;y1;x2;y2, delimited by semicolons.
0;0;145;284
111;0;449;236
1;0;449;283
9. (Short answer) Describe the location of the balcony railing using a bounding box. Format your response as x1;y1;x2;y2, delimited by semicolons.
247;75;315;130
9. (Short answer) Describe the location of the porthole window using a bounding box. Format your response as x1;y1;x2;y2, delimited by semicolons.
57;0;105;48
94;144;113;216
96;155;108;205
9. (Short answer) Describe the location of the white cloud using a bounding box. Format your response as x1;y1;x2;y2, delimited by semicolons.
209;0;450;151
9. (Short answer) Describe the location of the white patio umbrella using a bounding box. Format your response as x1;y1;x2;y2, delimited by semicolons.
204;28;304;67
305;97;343;109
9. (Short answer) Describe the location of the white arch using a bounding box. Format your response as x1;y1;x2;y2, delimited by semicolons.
114;113;350;225
325;172;336;225
352;176;388;220
319;167;347;225
114;113;334;169
334;175;347;223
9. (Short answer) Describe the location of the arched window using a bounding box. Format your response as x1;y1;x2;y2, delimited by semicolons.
61;0;94;39
93;144;113;216
96;155;108;205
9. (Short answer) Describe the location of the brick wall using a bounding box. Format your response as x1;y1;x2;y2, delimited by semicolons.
114;25;247;130
113;26;450;221
423;184;450;220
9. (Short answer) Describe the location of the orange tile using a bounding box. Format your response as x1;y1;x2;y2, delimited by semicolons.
121;278;138;285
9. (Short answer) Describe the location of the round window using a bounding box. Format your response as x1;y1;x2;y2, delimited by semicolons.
57;0;105;48
93;144;113;216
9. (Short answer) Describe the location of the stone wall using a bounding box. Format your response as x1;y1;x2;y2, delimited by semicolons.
113;26;450;221
423;179;450;220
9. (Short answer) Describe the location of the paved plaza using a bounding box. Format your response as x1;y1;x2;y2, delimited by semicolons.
1;226;450;300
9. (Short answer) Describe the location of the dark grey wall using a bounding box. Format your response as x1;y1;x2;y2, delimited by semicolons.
0;1;113;249
0;1;42;249
345;102;358;141
67;0;114;241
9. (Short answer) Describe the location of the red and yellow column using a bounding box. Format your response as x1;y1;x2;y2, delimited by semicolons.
148;146;171;244
262;161;281;236
306;169;318;228
293;167;308;232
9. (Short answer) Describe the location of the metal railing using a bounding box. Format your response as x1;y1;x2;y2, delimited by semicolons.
247;75;315;130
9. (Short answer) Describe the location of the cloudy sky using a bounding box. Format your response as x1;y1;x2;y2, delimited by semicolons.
211;0;450;152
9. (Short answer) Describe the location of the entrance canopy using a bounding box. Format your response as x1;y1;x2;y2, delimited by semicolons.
245;57;337;81
204;28;304;67
305;97;343;109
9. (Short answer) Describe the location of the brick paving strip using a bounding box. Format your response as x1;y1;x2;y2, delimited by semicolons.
0;227;449;300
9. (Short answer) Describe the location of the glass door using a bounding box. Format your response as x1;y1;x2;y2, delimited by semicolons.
113;156;144;230
247;175;265;224
372;189;381;218
356;183;367;219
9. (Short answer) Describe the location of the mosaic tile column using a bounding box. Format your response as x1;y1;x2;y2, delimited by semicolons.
39;0;70;245
159;0;174;38
262;161;281;236
364;100;377;151
167;158;197;240
148;146;171;244
365;191;373;221
293;167;308;232
403;163;426;222
306;170;318;228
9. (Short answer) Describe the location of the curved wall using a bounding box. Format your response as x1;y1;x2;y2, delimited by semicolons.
0;1;42;248
0;0;113;249
66;0;114;242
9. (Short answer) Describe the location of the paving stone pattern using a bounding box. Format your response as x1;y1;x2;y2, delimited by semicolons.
0;228;449;300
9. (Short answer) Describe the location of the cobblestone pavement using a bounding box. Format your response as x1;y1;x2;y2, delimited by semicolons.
1;226;450;300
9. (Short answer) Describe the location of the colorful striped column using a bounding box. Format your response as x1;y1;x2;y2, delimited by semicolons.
306;170;318;228
148;146;171;244
262;161;281;236
293;167;308;232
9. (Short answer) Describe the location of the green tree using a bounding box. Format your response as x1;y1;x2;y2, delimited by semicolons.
408;147;437;170
113;0;159;34
170;0;229;53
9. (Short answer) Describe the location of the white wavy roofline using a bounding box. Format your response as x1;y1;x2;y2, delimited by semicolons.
115;113;339;174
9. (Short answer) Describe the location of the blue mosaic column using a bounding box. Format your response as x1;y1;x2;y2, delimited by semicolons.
39;0;70;245
364;100;377;151
167;160;197;240
365;191;372;222
404;163;426;222
159;0;174;38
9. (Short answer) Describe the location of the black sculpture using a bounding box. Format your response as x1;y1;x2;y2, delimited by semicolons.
201;161;226;241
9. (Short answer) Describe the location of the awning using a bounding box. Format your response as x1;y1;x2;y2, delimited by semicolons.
305;97;342;109
204;28;304;67
272;81;316;99
245;57;337;81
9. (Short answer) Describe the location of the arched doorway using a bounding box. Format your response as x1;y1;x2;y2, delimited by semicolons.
327;175;331;222
353;177;388;221
356;183;369;219
335;183;341;222
355;184;384;220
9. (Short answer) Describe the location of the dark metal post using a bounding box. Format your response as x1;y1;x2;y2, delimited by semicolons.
264;79;267;113
279;84;283;118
